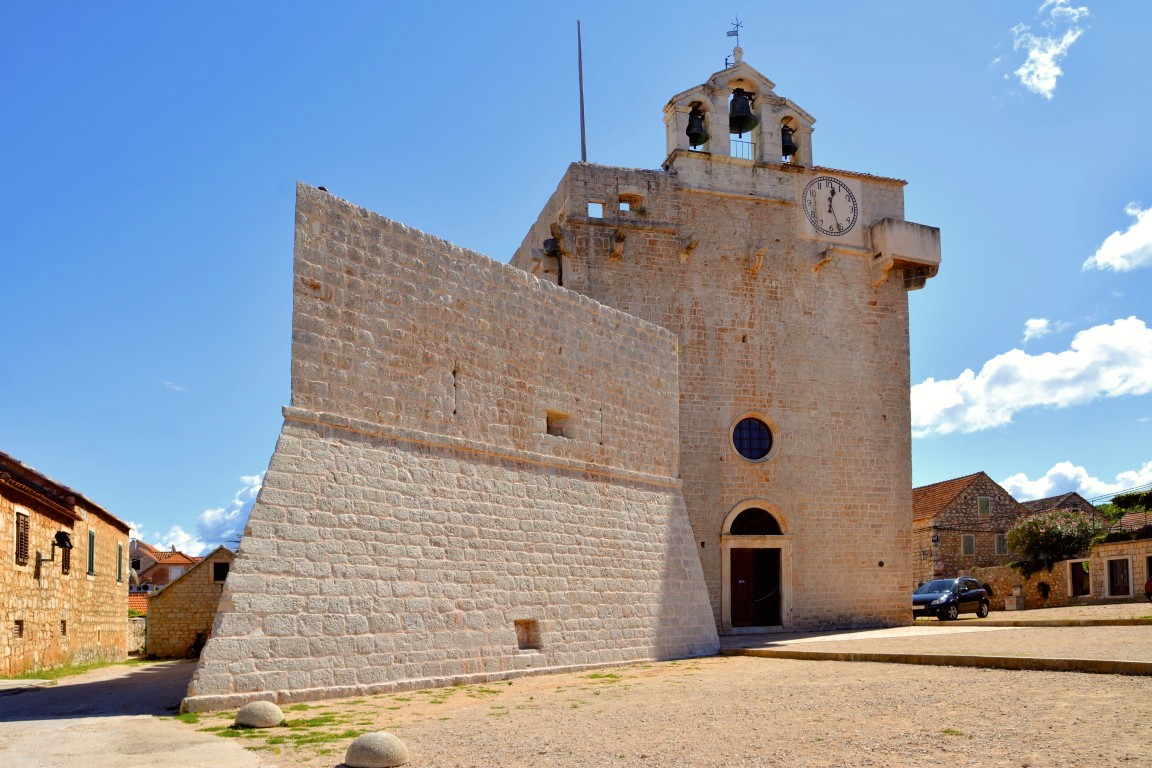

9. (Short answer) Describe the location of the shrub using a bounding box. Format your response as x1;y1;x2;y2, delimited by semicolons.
1007;509;1107;578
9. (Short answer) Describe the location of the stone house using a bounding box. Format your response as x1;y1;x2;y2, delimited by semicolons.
145;546;234;658
1081;511;1152;602
1;449;130;676
185;50;940;712
913;472;1030;585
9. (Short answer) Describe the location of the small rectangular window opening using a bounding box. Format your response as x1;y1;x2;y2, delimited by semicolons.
87;530;95;576
213;562;231;582
13;620;24;639
546;410;571;439
961;534;975;556
978;496;991;515
587;201;604;218
514;619;542;651
619;200;630;212
117;543;123;583
60;620;67;637
61;545;71;575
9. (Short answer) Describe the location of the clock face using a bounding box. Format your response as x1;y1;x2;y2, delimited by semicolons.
803;176;858;237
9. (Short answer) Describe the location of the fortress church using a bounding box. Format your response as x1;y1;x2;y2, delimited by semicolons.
184;50;941;712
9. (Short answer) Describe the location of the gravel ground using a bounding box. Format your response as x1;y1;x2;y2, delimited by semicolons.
180;654;1152;768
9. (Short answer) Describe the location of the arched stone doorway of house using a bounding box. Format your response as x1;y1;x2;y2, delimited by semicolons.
720;502;792;633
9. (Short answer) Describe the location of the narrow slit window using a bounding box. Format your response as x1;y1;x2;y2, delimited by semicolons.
13;620;24;639
117;543;123;582
87;530;96;576
60;620;67;637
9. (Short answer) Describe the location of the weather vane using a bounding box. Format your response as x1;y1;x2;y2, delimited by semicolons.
724;16;743;67
727;16;742;47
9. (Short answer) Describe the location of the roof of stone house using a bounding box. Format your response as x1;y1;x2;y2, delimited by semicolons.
1020;492;1093;513
128;593;149;615
1113;510;1152;532
912;472;984;522
0;449;130;532
152;551;199;565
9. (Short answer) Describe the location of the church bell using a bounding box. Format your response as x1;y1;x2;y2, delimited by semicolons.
728;88;759;136
686;106;709;148
780;125;798;157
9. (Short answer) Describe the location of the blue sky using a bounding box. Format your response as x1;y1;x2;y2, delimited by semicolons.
3;2;1149;554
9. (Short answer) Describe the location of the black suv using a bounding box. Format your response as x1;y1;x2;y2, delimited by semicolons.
913;577;990;620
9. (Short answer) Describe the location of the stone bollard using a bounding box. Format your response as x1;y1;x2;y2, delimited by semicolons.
344;731;410;767
234;701;284;728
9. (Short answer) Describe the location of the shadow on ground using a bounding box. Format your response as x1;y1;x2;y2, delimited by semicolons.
0;660;196;722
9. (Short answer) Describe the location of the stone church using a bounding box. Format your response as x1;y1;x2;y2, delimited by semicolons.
184;50;940;712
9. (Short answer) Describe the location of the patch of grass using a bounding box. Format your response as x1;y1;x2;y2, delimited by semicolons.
285;703;315;711
285;714;340;728
942;728;964;737
287;728;365;746
1;657;154;681
173;712;200;724
215;711;235;719
391;696;413;702
209;728;247;738
386;706;402;710
585;673;620;682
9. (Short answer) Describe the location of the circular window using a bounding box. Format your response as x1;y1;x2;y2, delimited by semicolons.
732;417;773;461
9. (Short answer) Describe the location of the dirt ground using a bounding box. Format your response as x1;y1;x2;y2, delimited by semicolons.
175;654;1152;768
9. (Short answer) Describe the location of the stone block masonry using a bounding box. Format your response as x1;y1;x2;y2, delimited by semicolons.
183;185;718;712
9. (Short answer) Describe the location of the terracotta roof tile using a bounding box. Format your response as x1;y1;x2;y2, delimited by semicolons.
1114;510;1152;532
912;472;984;522
128;593;149;615
152;551;198;565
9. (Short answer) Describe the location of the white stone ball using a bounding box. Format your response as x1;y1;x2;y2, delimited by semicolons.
344;731;410;768
234;700;284;728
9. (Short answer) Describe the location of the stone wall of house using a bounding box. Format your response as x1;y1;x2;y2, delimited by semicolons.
183;185;718;712
1089;539;1152;601
512;156;920;630
1;484;129;676
146;548;234;658
128;617;146;655
913;475;1027;585
968;564;1069;611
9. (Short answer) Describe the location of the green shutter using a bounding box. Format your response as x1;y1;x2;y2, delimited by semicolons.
87;530;95;575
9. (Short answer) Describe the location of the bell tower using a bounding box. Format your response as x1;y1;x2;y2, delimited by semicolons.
512;51;941;632
663;47;815;166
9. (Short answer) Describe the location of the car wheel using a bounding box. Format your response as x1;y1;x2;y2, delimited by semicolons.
942;604;959;621
977;601;989;619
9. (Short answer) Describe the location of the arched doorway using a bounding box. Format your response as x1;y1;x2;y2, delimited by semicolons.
721;503;791;633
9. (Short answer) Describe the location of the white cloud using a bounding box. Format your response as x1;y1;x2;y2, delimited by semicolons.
1083;203;1152;272
1023;318;1051;342
145;472;264;556
912;317;1152;437
163;380;189;392
1022;317;1070;343
1001;458;1152;501
1010;1;1089;99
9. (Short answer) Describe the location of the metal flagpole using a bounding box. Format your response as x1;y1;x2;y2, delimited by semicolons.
578;20;587;162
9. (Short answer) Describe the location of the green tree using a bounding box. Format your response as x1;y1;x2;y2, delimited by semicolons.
1006;509;1108;578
